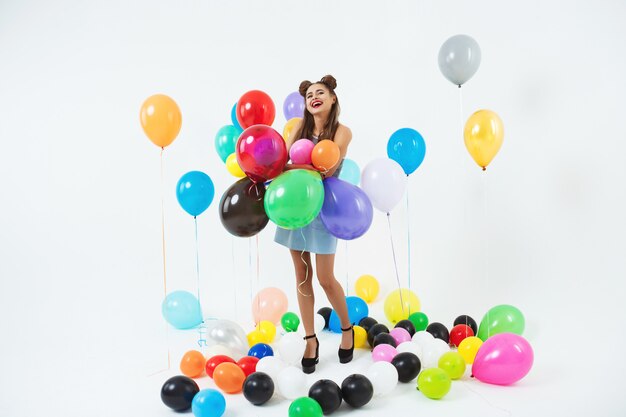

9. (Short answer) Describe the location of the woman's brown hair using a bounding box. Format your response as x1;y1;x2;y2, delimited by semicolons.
293;75;341;141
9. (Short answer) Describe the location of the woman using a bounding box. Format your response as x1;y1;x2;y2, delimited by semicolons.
274;75;353;374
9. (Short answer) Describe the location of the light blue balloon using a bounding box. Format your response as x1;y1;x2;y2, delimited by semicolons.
329;296;369;333
231;103;243;131
215;125;242;163
192;389;226;417
176;171;214;217
387;128;426;175
162;291;203;329
338;158;361;185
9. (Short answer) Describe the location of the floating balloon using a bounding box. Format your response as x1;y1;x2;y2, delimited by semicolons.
162;291;202;329
438;34;482;86
231;102;242;130
205;320;249;357
140;94;181;148
472;333;534;385
464;110;504;170
320;177;373;240
192;389;226;417
176;171;214;217
236;90;275;129
341;374;373;408
283;117;302;142
366;361;398;396
355;275;379;303
288;397;323;417
328;296;369;333
391;352;421;383
477;304;525;341
180;350;205;378
236;125;287;183
361;158;407;213
205;355;236;379
308;379;342;414
161;376;199;411
290;138;315;165
264;170;324;229
417;368;451;399
252;287;289;325
384;289;421;324
458;336;483;365
283;91;305;120
213;362;246;394
219;178;268;237
311;140;340;172
338;158;360;185
387;128;426;175
438;351;466;380
243;372;274;405
215;125;242;163
225;153;246;178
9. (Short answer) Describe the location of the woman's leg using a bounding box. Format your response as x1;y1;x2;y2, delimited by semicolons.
289;249;317;357
315;253;353;349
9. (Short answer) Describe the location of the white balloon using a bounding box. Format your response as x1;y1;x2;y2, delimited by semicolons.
278;332;306;366
365;361;398;396
314;313;326;334
276;366;307;400
396;341;423;360
412;330;434;349
204;344;233;359
361;158;407;213
256;356;286;381
422;338;450;368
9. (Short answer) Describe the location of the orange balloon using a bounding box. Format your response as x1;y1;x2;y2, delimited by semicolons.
139;94;182;148
252;287;288;325
311;140;340;172
213;362;246;394
179;350;205;378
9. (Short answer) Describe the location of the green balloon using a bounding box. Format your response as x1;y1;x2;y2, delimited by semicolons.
477;304;525;341
215;125;242;162
438;351;466;380
281;312;300;332
289;397;323;417
417;368;451;399
264;170;324;229
408;312;429;332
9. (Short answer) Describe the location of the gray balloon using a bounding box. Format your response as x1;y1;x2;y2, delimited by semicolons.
205;319;249;356
438;34;482;86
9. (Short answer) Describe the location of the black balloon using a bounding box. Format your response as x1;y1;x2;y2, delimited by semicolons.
341;374;373;408
372;332;397;348
358;316;378;334
367;323;389;347
243;372;274;406
160;375;199;411
308;379;342;414
318;307;332;329
391;352;421;383
426;322;449;343
219;178;269;237
394;319;416;337
453;314;478;335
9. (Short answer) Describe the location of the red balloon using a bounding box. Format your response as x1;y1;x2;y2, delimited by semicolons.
236;90;276;129
205;355;235;379
236;125;288;183
236;356;260;377
449;324;474;347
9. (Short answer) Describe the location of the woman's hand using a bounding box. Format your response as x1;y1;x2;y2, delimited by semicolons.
285;163;317;171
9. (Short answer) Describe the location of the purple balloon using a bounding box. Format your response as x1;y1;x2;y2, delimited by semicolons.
283;91;305;120
320;177;373;240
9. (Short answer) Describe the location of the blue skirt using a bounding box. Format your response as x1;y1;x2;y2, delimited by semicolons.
274;215;337;254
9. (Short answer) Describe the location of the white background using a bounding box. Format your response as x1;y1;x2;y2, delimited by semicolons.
1;0;625;416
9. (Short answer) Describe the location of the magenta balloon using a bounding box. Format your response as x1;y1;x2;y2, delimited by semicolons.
236;125;288;183
389;328;412;345
289;139;314;165
283;91;305;120
320;177;373;240
472;333;534;385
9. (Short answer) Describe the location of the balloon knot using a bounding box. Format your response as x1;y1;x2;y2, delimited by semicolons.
482;166;486;171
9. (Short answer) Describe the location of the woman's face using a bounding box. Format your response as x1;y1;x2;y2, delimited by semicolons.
305;83;335;115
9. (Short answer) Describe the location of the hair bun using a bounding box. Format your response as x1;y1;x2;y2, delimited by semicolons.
320;75;337;90
299;80;313;96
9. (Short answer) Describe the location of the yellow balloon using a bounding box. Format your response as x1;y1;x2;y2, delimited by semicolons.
457;336;483;365
384;288;421;324
283;117;302;141
247;330;268;347
355;275;380;303
139;94;182;148
463;109;504;170
226;153;246;178
353;325;367;349
256;320;277;343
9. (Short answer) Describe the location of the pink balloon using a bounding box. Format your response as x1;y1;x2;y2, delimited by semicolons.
472;333;534;385
252;287;288;325
372;344;398;363
289;139;314;165
389;328;411;345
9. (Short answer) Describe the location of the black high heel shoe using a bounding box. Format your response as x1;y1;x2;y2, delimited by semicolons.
338;325;355;364
301;334;319;374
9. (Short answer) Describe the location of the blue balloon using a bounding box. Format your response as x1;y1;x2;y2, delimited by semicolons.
321;177;373;240
386;128;426;175
176;171;214;217
329;296;369;333
162;291;203;329
248;343;274;359
192;389;226;417
338;158;361;185
231;103;243;131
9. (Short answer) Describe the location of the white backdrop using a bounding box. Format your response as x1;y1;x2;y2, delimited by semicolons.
1;0;625;416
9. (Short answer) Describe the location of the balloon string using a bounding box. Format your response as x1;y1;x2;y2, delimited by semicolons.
297;229;312;297
249;238;254;323
256;234;261;324
459;380;512;416
345;240;349;295
458;85;465;137
159;147;171;370
387;213;405;314
231;237;237;323
406;176;412;292
194;216;202;320
482;171;491;338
